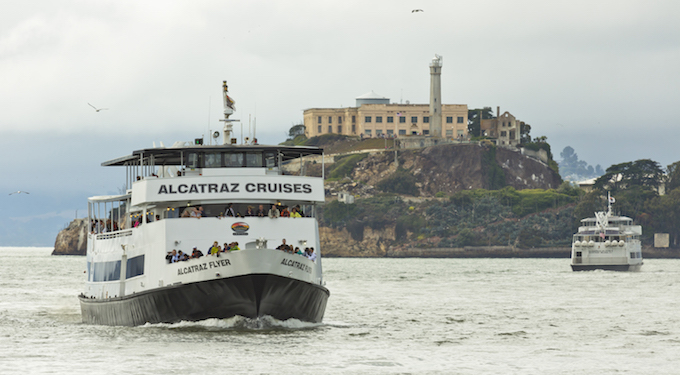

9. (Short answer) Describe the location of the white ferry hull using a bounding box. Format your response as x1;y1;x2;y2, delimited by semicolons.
80;273;329;326
571;263;642;272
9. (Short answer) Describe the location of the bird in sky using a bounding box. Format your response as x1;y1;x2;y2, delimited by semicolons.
9;191;29;195
88;103;108;112
412;9;424;13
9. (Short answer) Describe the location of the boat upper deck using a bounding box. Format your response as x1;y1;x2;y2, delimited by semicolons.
101;143;326;194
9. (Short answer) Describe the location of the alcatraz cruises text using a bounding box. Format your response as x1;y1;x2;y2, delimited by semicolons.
157;182;314;195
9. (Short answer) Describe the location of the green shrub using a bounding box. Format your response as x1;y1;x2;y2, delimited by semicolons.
327;153;367;180
376;168;418;196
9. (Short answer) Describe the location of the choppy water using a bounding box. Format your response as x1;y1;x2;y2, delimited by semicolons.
0;247;678;374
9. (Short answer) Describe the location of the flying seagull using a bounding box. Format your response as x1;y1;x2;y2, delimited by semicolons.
88;103;108;112
412;9;424;13
9;191;29;195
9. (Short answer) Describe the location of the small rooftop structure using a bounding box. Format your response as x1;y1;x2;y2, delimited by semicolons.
356;91;390;107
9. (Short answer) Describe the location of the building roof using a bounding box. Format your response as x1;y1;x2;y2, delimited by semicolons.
355;91;388;100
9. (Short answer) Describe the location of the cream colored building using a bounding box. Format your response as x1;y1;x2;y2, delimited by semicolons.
480;106;522;146
303;92;468;139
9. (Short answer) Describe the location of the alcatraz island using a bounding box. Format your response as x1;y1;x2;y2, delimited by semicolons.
53;56;680;258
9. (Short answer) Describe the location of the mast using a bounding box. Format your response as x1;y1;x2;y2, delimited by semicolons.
220;81;238;145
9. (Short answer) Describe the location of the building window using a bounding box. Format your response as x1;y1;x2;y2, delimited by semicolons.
500;131;507;137
328;125;333;133
446;129;453;137
365;116;372;123
376;116;383;123
457;130;464;136
387;129;394;135
352;115;356;123
398;129;406;135
411;116;418;123
387;116;393;123
502;122;505;127
317;116;322;124
399;117;406;123
338;116;343;124
328;116;332;124
318;125;322;133
365;129;372;136
446;116;453;123
457;116;464;123
423;116;430;123
337;125;342;133
423;129;429;135
376;129;383;136
352;124;356;133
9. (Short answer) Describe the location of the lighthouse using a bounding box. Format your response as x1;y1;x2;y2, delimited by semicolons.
429;55;443;137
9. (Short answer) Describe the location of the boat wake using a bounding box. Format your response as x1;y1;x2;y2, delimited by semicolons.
141;315;324;332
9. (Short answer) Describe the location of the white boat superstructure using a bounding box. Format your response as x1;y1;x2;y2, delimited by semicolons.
570;194;643;271
79;82;329;326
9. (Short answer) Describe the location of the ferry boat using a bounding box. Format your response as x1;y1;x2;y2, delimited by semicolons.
79;82;329;326
570;194;643;271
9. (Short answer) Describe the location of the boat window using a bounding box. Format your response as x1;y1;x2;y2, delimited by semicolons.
126;255;145;279
246;152;263;167
264;151;277;168
92;260;121;282
225;152;244;167
204;152;222;168
575;251;582;257
186;152;200;169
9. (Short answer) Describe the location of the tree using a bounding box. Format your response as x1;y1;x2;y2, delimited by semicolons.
519;122;531;144
288;124;306;138
558;146;601;179
594;159;663;194
665;161;680;193
467;107;494;137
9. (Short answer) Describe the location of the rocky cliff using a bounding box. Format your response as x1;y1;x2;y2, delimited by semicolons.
326;143;562;198
52;218;87;255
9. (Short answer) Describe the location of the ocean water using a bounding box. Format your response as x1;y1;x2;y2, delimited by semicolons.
0;247;678;374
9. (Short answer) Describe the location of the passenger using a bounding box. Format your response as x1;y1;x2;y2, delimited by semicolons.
181;208;192;218
256;205;266;217
166;250;176;263
268;204;280;218
176;251;185;262
290;207;302;218
307;247;317;262
245;206;255;217
225;203;236;217
222;242;229;252
190;206;203;218
230;242;240;251
295;247;303;255
296;205;305;217
192;247;204;258
181;253;189;261
277;239;291;252
280;206;290;218
209;241;220;255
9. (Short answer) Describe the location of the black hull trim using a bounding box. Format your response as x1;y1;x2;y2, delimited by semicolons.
80;274;329;326
571;264;641;272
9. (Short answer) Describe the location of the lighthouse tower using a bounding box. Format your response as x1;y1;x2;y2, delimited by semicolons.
429;55;443;137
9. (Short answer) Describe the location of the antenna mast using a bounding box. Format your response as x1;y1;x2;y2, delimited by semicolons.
220;81;239;145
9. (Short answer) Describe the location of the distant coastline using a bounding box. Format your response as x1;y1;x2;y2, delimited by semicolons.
323;246;680;259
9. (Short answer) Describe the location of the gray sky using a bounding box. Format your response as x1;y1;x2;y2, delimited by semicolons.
2;0;680;245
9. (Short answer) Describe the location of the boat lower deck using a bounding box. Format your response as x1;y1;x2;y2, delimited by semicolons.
571;263;643;272
79;273;329;326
